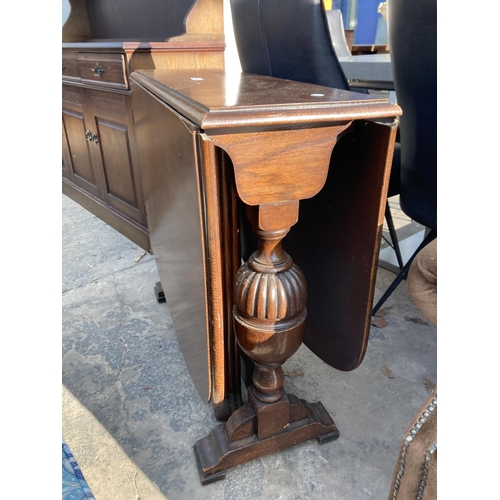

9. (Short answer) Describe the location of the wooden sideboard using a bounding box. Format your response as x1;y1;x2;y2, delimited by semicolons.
62;0;224;251
130;69;401;481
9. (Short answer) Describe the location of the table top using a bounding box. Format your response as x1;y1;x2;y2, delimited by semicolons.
131;69;401;131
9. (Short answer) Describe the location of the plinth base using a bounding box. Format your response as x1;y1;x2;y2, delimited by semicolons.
194;394;339;484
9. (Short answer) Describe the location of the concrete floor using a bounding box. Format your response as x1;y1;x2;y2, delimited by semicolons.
62;193;437;500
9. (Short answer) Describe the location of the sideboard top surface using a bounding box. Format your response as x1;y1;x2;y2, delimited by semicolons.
130;69;401;131
62;37;225;51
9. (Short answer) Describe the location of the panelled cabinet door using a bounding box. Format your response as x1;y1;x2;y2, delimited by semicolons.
62;85;100;197
84;88;147;227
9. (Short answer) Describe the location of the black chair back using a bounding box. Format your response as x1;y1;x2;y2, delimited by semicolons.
229;0;350;91
388;0;437;230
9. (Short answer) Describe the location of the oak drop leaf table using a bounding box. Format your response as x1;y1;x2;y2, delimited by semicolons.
130;69;401;483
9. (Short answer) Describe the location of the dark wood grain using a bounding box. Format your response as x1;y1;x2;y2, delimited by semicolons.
63;0;195;41
130;69;400;132
78;53;128;89
286;119;398;370
210;126;350;206
62;85;99;194
62;52;80;82
86;88;147;227
131;80;213;402
63;0;224;43
216;149;245;419
197;142;244;420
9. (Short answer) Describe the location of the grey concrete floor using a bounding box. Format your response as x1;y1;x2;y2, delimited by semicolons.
62;193;437;500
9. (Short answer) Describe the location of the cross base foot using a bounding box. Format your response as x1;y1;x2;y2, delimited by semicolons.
193;394;339;484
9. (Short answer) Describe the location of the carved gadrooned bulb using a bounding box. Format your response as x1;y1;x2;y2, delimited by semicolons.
234;258;307;323
233;253;308;367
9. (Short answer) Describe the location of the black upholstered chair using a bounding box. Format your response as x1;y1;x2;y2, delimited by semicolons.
229;0;351;91
371;0;437;314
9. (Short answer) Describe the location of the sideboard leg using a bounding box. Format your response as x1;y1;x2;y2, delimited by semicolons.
154;281;166;303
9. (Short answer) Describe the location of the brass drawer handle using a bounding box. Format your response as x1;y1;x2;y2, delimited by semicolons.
92;64;104;78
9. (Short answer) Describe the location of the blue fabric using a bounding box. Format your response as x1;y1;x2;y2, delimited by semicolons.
62;440;96;500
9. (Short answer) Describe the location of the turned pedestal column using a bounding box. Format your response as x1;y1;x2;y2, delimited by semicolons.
194;124;350;483
234;204;310;436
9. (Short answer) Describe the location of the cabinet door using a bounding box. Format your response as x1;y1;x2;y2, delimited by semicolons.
85;88;147;227
62;85;100;197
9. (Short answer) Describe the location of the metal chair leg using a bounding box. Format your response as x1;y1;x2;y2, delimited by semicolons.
385;201;404;270
372;230;436;316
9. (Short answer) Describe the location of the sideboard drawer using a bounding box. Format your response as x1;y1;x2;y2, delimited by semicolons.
78;53;128;90
62;52;80;82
